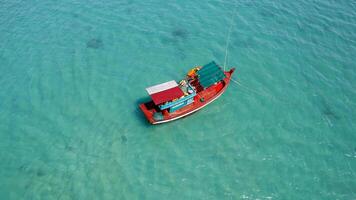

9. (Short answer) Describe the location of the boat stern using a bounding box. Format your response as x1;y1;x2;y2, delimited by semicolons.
139;103;156;124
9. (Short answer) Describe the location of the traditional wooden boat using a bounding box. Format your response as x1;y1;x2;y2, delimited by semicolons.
139;61;235;124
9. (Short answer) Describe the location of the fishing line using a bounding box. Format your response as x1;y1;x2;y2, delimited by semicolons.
222;2;285;104
230;77;288;104
230;77;269;98
223;0;238;71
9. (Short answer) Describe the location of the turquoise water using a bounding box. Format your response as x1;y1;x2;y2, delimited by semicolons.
1;0;356;199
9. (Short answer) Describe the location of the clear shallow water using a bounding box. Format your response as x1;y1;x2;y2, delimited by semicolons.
0;0;356;199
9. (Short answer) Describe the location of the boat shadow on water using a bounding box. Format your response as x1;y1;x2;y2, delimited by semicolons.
134;97;153;127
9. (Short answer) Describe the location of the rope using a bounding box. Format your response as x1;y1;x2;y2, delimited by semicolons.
230;77;297;106
223;1;238;71
230;78;263;96
221;2;285;104
230;77;275;99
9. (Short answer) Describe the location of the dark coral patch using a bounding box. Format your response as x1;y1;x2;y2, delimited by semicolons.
72;13;79;18
86;38;103;49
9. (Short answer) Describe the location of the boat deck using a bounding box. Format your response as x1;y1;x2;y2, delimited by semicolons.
139;68;235;124
163;80;226;118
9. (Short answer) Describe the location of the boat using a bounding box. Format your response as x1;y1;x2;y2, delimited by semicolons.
139;61;235;124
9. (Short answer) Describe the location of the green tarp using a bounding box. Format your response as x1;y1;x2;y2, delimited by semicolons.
197;61;226;88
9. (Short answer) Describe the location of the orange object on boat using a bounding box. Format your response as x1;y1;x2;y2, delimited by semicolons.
187;66;200;77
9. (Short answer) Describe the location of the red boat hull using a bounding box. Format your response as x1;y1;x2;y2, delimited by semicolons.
139;68;235;124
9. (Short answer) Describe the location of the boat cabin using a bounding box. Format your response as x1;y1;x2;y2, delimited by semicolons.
145;80;196;114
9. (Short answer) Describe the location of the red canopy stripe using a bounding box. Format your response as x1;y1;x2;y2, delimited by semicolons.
150;86;184;105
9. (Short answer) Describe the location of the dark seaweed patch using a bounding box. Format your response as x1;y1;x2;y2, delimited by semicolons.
19;165;46;177
126;7;133;15
36;169;45;177
160;28;189;60
322;107;339;119
65;144;75;152
86;38;103;49
259;9;275;18
320;99;340;120
121;135;127;144
172;29;188;39
19;164;28;172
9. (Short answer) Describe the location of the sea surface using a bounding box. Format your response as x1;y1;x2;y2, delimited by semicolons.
1;0;356;199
